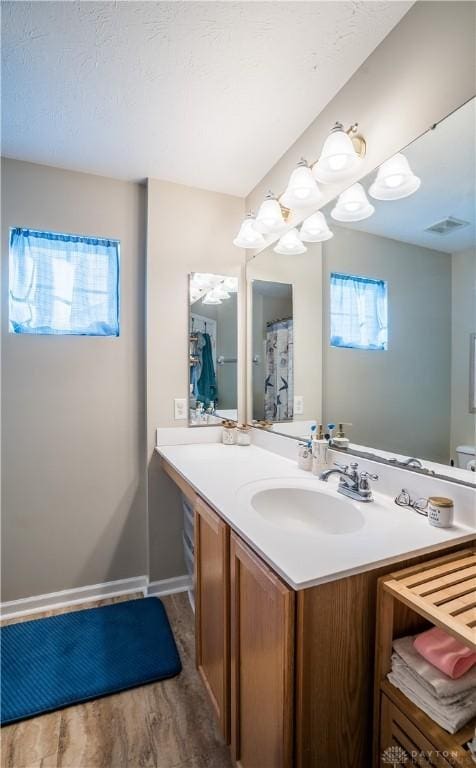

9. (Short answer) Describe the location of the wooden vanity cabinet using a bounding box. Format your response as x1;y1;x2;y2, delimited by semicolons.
161;457;475;768
230;533;295;768
194;496;231;742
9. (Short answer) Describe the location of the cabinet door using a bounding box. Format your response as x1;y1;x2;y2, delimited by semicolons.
195;496;230;742
230;533;295;768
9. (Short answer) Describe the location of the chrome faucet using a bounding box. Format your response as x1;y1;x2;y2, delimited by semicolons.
319;461;379;502
388;456;423;469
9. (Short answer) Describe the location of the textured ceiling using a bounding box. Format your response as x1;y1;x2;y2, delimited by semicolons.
1;1;412;196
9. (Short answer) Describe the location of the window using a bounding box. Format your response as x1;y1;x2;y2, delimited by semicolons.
330;272;388;350
9;228;119;336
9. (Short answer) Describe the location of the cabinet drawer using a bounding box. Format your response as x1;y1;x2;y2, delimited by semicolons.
380;694;455;768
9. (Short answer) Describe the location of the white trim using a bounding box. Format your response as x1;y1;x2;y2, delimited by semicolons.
147;575;192;597
1;576;148;620
0;574;193;620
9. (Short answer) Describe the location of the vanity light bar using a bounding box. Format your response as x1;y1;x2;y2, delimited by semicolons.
232;122;366;249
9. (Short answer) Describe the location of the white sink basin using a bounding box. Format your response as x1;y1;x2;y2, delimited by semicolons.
245;482;365;535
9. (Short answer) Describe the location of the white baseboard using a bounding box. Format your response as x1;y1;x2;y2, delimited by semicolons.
147;574;192;597
1;573;192;620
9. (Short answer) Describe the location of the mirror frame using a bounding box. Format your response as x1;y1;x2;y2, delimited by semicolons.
188;272;240;428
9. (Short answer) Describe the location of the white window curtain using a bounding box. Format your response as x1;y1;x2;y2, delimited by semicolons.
9;228;120;336
330;272;388;350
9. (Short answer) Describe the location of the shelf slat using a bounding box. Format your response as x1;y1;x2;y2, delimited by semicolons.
383;550;476;650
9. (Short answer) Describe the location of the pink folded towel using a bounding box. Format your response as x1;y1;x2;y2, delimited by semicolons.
414;627;476;680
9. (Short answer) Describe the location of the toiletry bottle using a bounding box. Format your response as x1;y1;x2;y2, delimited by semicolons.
333;423;352;449
298;441;312;471
326;423;336;444
312;425;329;475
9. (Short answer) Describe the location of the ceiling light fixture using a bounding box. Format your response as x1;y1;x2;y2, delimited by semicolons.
279;159;322;209
313;122;365;184
233;212;266;249
221;277;238;293
211;284;230;300
369;153;421;200
254;192;288;235
300;211;334;243
203;289;222;305
273;228;307;255
331;183;375;222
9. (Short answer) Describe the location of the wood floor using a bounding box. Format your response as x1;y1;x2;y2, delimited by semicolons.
1;592;234;768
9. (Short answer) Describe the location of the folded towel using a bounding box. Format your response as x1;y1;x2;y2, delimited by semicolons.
414;627;476;680
388;655;476;734
391;653;475;708
393;636;476;700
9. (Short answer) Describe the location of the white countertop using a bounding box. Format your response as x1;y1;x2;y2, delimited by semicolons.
157;442;475;590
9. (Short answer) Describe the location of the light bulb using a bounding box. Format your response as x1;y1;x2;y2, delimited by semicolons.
212;284;230;300
313;123;362;184
300;212;333;243
233;213;266;248
327;154;348;172
385;173;404;189
280;160;322;209
369;153;421;201
331;183;375;222
255;192;287;234
203;290;222;305
273;228;307;256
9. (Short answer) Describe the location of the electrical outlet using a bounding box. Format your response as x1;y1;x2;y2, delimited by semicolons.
174;398;187;420
294;395;304;415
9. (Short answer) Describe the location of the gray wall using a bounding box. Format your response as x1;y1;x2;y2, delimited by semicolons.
1;158;147;601
322;227;452;463
451;248;476;457
146;178;244;583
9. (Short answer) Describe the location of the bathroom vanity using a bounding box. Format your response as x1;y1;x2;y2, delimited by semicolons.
157;440;475;768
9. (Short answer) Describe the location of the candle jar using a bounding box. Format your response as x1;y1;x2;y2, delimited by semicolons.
222;420;237;445
237;425;251;446
427;496;454;528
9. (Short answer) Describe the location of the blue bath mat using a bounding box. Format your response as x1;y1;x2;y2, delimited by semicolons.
1;597;181;725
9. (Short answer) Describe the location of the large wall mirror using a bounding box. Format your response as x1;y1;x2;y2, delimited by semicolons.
247;97;476;479
189;273;238;425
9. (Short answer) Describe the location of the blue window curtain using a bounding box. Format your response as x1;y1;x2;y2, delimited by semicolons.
330;272;388;350
9;228;120;336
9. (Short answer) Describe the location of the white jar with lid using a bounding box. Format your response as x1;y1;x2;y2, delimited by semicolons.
427;496;454;528
222;421;237;445
237;425;251;446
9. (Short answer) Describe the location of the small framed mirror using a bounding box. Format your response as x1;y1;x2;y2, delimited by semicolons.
189;273;238;426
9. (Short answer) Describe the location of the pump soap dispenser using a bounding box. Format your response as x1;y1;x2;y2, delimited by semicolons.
312;424;328;475
333;423;352;449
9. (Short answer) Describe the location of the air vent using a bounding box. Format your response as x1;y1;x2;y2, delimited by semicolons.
425;216;470;236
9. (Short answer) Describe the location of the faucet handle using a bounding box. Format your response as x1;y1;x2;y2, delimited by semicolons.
360;471;379;481
333;461;349;472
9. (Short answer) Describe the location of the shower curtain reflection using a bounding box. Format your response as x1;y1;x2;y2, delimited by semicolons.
264;318;294;421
